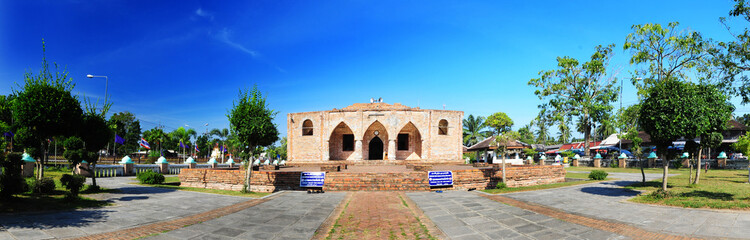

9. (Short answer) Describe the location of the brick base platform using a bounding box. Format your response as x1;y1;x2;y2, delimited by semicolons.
179;165;565;192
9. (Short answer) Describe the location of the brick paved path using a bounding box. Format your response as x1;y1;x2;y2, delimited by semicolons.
321;192;441;240
0;176;251;239
407;191;626;239
503;172;750;239
144;191;346;240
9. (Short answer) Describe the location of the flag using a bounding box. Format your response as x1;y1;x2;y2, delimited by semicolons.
2;131;12;137
223;145;227;152
195;145;200;153
179;140;186;148
115;134;125;145
139;138;151;149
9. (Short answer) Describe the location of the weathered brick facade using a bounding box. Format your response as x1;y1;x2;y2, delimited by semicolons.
287;102;463;163
178;165;565;192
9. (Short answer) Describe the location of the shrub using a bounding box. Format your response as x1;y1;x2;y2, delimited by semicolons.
32;177;56;194
60;174;86;198
0;153;28;199
496;182;507;189
646;189;673;200
588;170;608;180
672;160;682;169
136;170;165;184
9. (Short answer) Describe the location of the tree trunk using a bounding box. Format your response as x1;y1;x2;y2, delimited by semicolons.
694;148;702;184
661;152;669;192
688;158;693;184
91;163;97;187
583;116;591;157
640;158;645;183
244;149;255;192
501;147;507;183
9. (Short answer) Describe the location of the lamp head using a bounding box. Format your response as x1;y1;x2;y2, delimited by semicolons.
86;74;94;78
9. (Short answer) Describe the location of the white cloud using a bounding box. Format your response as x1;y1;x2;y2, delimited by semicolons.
216;28;259;57
195;8;214;21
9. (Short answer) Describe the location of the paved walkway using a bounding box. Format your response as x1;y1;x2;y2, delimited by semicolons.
503;172;750;239
0;176;251;239
144;191;346;240
407;191;625;240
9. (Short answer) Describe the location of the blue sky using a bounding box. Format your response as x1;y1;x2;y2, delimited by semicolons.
0;1;746;141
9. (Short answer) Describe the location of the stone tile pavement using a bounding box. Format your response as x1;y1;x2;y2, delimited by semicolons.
0;176;251;239
144;191;346;240
503;171;750;239
407;191;626;240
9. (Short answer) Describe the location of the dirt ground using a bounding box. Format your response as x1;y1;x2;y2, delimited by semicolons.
324;192;437;240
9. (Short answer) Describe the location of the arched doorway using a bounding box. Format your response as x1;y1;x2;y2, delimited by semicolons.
396;122;422;160
329;122;355;160
369;136;384;160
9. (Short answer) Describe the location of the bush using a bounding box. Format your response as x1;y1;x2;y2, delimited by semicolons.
136;170;165;184
496;182;507;189
145;156;157;164
588;170;608;180
46;165;72;172
32;177;56;194
672;160;682;169
0;153;28;199
60;174;86;198
646;189;673;200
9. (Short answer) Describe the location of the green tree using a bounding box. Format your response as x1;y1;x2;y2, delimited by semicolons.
711;1;750;103
617;104;646;182
556;116;571;143
169;127;196;159
529;45;619;156
228;86;279;192
485;112;513;135
736;114;750;127
463;114;490;146
624;22;709;97
210;128;229;160
595;114;616;141
108;112;141;156
12;42;83;179
533;109;552;145
79;112;113;187
639;80;733;191
517;124;536;144
494;130;520;183
142;127;167;155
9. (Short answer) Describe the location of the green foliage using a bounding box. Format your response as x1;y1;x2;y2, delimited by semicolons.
645;189;673;200
624;22;709;97
63;136;86;166
485;112;513;135
228;85;279;156
109;112;142;155
32;177;56;194
732;134;750;156
517;124;536;145
463;114;490;146
529;45;619;155
136;171;165;184
672;160;683;169
60;174;86;198
0;153;28;199
588;170;608;180
142;127;168;154
170;127;197;150
558;151;575;158
522;148;537;157
533;109;552;145
496;182;507;189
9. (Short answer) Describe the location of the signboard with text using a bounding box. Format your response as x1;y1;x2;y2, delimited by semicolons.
300;172;325;187
428;171;453;186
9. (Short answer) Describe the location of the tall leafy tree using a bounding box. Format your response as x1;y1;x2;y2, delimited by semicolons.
556;116;571;144
595;115;616;141
228;85;279;192
711;0;750;103
462;114;490;146
533;109;552;145
12;42;83;179
617;104;646;182
624;22;709;97
108;112;141;156
494;130;520;183
517;124;536;145
529;45;619;156
142;127;167;155
639;79;733;191
169;127;196;159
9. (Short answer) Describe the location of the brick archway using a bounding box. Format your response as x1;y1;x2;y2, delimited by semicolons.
363;121;388;160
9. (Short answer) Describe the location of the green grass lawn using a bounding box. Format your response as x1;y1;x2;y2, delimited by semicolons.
134;176;270;198
1;168;114;213
625;168;750;210
482;170;615;194
566;166;666;174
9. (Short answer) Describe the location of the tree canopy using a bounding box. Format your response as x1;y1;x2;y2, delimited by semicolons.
462;114;490;146
529;45;619;155
485;112;513;135
108;112;141;155
228;85;279;158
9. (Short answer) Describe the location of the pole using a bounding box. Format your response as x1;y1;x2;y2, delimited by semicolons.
619;78;623;152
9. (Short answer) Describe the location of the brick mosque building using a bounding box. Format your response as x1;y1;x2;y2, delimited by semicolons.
287;101;463;162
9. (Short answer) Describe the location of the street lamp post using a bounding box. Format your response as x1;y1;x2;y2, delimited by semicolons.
86;74;109;103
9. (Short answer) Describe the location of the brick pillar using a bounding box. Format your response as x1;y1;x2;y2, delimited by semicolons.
594;159;601;168
188;162;196;168
354;140;363;160
718;158;727;168
159;162;169;174
572;159;579;167
539;158;545;165
210;162;218;168
681;158;690;168
648;158;655;168
76;162;91;177
22;161;35;177
387;139;396;160
323;140;330;161
122;163;134;176
618;159;626;168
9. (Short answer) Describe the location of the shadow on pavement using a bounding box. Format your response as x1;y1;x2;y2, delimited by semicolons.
0;209;113;229
580;186;640;197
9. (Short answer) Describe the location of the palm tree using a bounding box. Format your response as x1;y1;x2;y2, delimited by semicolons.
210;128;229;162
463;115;490;146
557;117;571;144
595;116;616;141
534;109;551;145
170;127;196;160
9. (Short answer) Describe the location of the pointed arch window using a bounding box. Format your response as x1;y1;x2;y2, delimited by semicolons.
438;119;449;135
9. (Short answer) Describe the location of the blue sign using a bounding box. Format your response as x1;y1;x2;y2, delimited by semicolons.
428;171;453;186
300;172;325;187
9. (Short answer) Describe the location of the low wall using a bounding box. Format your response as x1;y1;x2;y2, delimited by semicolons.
178;165;565;192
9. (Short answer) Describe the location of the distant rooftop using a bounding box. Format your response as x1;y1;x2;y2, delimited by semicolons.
336;102;418;111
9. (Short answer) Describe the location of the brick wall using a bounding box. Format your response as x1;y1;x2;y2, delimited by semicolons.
179;165;565;192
